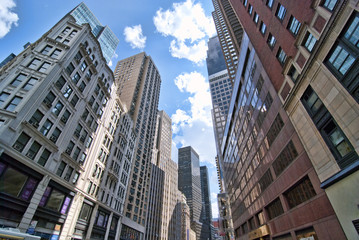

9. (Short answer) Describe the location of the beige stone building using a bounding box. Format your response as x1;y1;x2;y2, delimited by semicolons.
146;110;182;239
283;1;359;239
114;52;161;238
0;3;137;240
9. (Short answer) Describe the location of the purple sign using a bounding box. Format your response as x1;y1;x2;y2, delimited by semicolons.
60;196;71;214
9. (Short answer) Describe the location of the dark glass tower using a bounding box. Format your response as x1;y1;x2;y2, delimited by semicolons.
178;146;202;223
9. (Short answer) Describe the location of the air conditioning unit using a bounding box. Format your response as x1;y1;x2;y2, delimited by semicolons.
26;152;34;159
44;101;52;108
65;148;72;155
31;121;39;128
13;143;22;151
50;135;57;142
61;116;67;123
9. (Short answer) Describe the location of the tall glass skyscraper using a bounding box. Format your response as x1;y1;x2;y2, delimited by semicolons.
70;3;119;63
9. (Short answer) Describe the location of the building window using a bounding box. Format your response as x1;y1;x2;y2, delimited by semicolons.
243;0;247;7
38;62;51;73
56;161;66;176
43;91;56;107
287;16;301;36
50;128;61;143
321;0;337;12
55;76;66;90
288;65;299;82
64;167;74;181
0;92;10;107
326;13;359;103
50;49;62;58
301;86;357;169
63;39;70;45
5;96;22;111
266;0;274;8
78;81;86;92
39;186;72;214
69;30;77;38
40;119;53;136
303;32;317;52
74;51;83;63
248;4;253;16
22;77;38;91
26;141;41;160
0;166;38;201
258;169;273;192
28;58;41;69
61;110;71;124
275;4;286;21
266;198;284;220
29;110;44;128
273;141;298;176
80;61;88;72
52;101;64;116
41;45;53;55
266;114;284;147
72;72;81;84
285;177;316;208
267;33;276;49
63;86;73;99
70;94;79;107
11;74;27;87
13;132;31;152
38;149;51;166
253;12;259;24
78;203;93;222
277;47;287;65
66;63;75;75
73;147;81;160
62;27;70;34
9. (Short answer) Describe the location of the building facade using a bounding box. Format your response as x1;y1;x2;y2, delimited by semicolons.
282;1;359;239
211;0;242;83
70;3;119;64
200;166;213;240
220;32;346;239
227;0;359;238
178;146;204;239
146;110;181;240
114;52;161;237
0;4;137;240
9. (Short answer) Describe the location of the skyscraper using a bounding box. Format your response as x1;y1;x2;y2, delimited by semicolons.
70;3;119;63
146;110;181;239
0;3;136;239
206;36;232;154
178;146;203;239
114;52;161;237
200;166;213;240
211;0;242;83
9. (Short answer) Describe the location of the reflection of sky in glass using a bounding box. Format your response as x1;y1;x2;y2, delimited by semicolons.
71;3;119;63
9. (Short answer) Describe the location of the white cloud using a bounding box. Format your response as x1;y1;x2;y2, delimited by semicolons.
212;199;219;218
0;0;19;39
123;24;146;49
108;60;113;67
153;0;215;64
171;71;214;165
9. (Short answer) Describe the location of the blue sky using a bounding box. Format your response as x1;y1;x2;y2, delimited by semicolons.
0;0;220;218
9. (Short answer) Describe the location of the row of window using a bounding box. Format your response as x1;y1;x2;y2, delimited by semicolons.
236;175;316;237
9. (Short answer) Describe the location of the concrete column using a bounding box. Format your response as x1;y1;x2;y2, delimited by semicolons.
85;203;98;240
18;175;51;232
115;216;123;240
59;192;85;240
104;211;113;240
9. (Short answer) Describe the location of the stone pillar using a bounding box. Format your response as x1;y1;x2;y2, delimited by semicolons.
18;175;51;232
104;212;113;240
59;192;85;240
85;203;98;240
